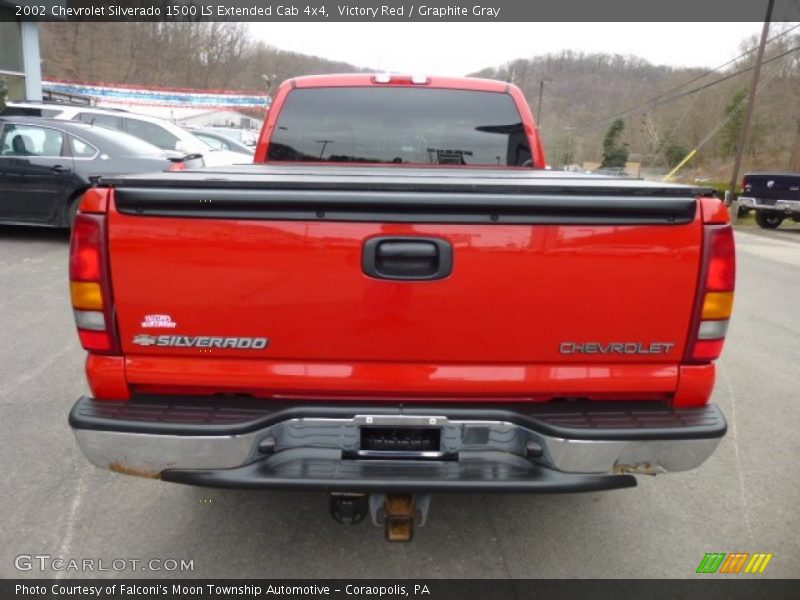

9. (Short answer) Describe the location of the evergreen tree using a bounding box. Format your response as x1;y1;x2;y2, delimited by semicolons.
665;143;689;169
600;119;628;168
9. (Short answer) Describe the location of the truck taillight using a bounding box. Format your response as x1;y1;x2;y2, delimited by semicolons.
686;225;735;363
69;190;119;354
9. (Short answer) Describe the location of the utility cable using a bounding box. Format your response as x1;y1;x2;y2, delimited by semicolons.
570;29;800;136
662;50;794;180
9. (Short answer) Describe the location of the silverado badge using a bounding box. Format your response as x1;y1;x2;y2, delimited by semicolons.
132;335;269;349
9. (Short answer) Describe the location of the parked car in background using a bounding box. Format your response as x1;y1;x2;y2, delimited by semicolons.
0;116;201;228
2;102;251;167
198;125;258;147
188;128;254;156
739;171;800;229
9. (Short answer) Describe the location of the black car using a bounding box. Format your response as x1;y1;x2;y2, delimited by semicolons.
0;116;200;228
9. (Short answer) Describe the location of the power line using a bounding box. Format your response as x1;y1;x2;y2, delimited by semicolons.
645;22;800;105
632;23;800;169
572;42;800;136
574;23;800;133
569;23;800;136
663;47;793;181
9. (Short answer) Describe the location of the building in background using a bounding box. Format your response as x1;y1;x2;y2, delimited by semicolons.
42;79;269;131
0;0;45;102
178;110;263;130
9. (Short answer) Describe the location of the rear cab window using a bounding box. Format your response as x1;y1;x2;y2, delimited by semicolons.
268;87;532;167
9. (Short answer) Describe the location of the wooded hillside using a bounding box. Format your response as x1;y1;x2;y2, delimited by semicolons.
39;22;364;91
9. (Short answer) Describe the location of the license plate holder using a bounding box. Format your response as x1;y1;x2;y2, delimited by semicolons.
348;416;451;460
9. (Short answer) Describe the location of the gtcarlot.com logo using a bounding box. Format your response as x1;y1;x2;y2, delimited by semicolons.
696;552;774;574
14;554;194;572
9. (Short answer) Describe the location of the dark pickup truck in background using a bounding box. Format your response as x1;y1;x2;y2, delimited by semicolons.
739;171;800;229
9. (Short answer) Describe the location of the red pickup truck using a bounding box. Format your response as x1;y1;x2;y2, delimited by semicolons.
68;74;734;540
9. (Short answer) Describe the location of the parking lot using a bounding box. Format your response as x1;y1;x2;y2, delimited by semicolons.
0;223;798;579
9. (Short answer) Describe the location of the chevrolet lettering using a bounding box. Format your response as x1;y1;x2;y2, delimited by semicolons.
559;342;676;355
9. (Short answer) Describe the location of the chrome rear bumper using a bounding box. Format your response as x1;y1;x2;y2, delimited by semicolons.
70;397;726;492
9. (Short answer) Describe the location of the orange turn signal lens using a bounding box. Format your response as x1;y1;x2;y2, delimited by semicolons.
70;281;103;310
702;291;734;320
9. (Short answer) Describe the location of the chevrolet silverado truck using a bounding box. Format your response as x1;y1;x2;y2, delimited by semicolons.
68;74;734;541
738;171;800;229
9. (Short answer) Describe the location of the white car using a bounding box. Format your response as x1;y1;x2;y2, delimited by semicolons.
3;102;253;167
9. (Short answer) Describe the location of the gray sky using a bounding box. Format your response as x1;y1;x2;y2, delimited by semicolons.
248;22;765;74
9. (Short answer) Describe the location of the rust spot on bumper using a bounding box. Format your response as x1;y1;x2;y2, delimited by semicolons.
612;462;664;476
109;461;161;479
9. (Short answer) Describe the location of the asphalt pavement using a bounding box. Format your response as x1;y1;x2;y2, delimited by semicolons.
0;222;798;579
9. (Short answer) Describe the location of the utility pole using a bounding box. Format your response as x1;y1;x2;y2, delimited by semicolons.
727;0;774;218
261;74;277;113
536;78;551;127
316;139;334;160
790;118;800;171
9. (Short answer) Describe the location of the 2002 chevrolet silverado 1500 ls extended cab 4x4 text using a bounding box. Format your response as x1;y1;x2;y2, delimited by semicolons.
67;74;734;540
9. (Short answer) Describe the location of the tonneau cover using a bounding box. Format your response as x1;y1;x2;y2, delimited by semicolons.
101;164;714;197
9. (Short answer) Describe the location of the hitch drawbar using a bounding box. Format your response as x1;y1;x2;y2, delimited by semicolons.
329;493;432;542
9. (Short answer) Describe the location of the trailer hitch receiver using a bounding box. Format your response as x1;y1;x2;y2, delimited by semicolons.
329;493;368;525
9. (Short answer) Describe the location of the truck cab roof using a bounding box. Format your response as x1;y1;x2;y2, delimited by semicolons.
288;73;510;92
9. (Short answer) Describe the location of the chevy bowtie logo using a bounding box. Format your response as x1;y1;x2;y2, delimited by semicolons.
696;552;774;574
132;335;157;346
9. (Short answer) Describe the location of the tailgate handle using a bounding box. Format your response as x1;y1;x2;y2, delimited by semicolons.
363;237;453;281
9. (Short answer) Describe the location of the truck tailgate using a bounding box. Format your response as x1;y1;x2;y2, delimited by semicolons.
104;168;706;400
